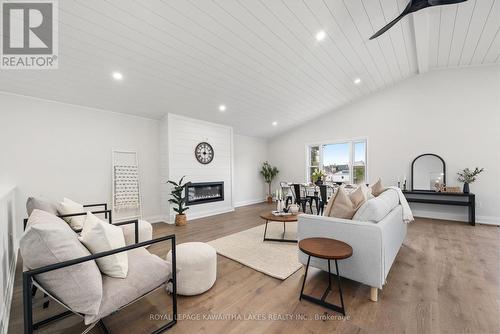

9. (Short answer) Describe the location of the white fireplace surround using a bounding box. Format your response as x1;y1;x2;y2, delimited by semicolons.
161;114;235;221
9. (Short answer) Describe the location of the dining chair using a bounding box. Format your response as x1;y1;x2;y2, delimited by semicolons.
280;182;294;208
292;184;313;213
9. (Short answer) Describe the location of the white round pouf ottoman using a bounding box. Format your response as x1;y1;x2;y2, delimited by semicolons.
167;242;217;296
120;219;153;245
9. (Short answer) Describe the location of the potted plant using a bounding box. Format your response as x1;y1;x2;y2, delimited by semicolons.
167;176;189;226
260;161;279;203
312;169;326;186
457;167;484;193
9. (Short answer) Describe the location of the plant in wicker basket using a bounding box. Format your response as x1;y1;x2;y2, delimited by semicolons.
167;176;189;226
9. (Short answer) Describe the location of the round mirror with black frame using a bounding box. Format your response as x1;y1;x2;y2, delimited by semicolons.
411;153;446;192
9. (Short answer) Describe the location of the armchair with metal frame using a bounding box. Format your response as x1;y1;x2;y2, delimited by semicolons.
22;216;177;334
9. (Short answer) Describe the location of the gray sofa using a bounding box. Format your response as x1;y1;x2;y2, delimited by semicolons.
297;188;407;302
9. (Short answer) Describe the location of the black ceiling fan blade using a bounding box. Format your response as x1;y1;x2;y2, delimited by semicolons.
369;11;407;40
429;0;467;5
369;0;468;40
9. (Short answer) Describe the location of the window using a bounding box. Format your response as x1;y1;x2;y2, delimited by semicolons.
307;139;367;185
308;145;320;182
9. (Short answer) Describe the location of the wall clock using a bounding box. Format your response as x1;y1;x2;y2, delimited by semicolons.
195;142;214;164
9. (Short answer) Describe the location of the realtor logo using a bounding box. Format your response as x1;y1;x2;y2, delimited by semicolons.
1;0;58;69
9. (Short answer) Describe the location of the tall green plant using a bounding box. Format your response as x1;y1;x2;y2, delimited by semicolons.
260;161;279;196
167;176;189;215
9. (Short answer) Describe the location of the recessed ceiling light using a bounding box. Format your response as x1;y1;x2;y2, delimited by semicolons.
354;78;362;85
315;30;326;42
272;121;277;126
218;104;226;112
112;72;123;80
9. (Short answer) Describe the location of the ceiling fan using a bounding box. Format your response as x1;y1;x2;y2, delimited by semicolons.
369;0;468;40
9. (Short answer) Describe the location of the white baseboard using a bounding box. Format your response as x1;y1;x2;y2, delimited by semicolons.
1;253;17;334
186;207;235;221
476;215;500;226
412;209;500;226
142;215;168;223
234;198;266;208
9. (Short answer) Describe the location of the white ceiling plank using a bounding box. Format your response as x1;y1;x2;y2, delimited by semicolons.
437;5;460;68
469;0;500;65
458;0;495;66
481;26;500;63
446;0;477;67
410;9;431;74
342;0;396;85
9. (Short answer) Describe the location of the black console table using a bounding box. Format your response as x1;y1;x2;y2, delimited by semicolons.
402;190;475;226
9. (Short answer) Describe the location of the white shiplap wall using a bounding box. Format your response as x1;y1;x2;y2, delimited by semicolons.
164;114;234;220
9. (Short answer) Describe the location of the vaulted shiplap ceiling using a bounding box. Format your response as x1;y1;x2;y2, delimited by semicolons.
0;0;498;138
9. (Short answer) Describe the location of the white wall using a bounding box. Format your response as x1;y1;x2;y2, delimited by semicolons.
233;134;268;207
0;186;17;334
163;113;234;220
268;65;500;224
0;92;163;240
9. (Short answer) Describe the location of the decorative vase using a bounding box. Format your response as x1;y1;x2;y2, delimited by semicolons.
175;214;187;226
463;182;470;194
288;204;299;214
315;178;323;186
267;196;273;204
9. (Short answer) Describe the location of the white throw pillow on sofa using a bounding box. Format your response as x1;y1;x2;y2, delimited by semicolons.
79;212;128;278
353;188;399;222
58;197;86;230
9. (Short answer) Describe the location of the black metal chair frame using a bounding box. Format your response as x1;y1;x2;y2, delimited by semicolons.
317;185;327;215
292;184;313;213
22;218;177;334
23;209;177;334
279;182;294;208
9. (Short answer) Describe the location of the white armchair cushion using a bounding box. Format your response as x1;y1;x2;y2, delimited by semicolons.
353;188;399;222
58;197;86;230
79;212;128;278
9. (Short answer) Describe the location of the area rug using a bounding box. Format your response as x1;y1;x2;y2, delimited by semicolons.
207;222;302;280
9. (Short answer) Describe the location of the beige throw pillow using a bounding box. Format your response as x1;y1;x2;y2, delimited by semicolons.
370;179;386;197
79;212;128;278
326;186;368;219
20;210;103;316
58;197;86;230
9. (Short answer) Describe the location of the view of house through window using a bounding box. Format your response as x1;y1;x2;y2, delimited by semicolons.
308;140;367;185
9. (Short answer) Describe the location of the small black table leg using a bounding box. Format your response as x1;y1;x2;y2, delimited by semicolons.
299;257;346;315
335;260;345;315
263;220;268;241
470;196;476;226
299;256;311;300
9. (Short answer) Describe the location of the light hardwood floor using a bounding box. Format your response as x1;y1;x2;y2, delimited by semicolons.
8;202;500;334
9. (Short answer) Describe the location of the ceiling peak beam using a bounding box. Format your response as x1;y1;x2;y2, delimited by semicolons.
410;11;430;74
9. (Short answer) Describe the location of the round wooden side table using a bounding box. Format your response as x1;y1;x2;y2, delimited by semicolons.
298;237;353;315
259;212;300;243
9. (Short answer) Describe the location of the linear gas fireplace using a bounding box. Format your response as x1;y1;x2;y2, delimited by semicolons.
186;182;224;205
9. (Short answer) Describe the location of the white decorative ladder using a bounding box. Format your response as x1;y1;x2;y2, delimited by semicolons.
112;150;143;221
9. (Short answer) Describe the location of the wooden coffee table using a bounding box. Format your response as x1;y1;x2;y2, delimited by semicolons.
298;237;353;315
259;212;300;243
